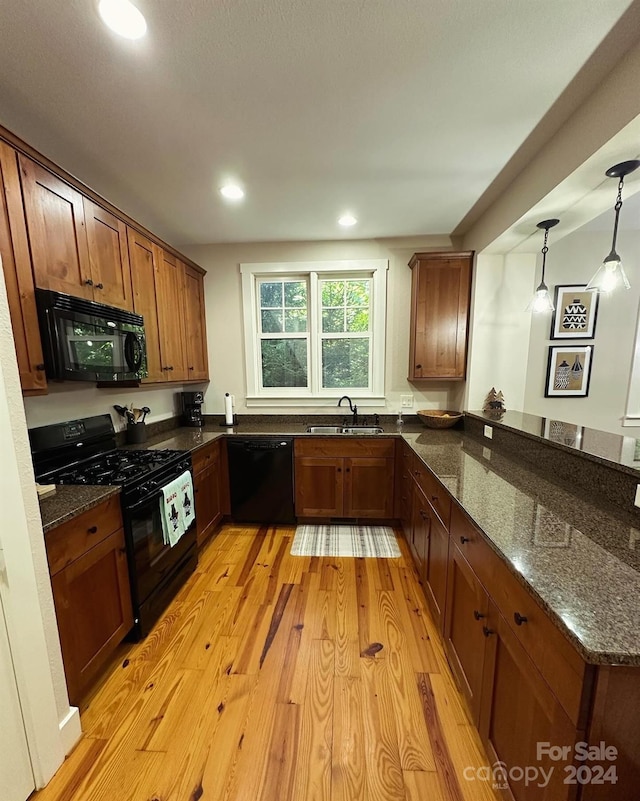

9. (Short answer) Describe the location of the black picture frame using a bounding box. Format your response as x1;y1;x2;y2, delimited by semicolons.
544;345;594;398
550;284;599;340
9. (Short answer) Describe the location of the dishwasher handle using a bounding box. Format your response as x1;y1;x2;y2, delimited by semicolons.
231;439;292;452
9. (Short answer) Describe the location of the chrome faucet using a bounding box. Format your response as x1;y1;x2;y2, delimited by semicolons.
337;395;358;425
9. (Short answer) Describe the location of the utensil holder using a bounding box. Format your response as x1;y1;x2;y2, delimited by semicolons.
126;422;147;444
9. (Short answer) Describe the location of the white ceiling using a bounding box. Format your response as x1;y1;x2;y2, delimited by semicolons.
0;0;634;247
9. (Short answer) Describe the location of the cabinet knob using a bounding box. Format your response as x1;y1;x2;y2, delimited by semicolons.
419;510;427;519
415;364;422;369
460;536;470;544
87;526;98;534
337;467;342;473
35;363;45;371
482;625;494;638
345;467;351;473
473;610;484;620
168;366;174;371
431;495;438;502
514;612;528;626
95;282;104;290
85;278;94;286
189;366;194;371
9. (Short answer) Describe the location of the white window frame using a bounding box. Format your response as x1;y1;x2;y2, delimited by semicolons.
241;260;388;407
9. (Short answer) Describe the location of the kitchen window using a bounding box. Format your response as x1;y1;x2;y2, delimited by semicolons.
241;260;388;405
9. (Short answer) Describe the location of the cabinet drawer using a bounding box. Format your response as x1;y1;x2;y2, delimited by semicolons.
412;457;451;529
192;440;219;475
295;437;395;458
46;494;123;575
450;504;588;726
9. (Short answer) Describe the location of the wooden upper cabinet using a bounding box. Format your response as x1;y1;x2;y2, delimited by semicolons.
408;251;473;381
128;228;164;383
0;143;46;392
183;264;209;381
156;250;188;381
84;199;133;310
19;155;93;299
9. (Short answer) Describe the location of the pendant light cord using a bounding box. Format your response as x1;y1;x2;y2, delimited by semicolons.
540;228;549;284
607;177;624;262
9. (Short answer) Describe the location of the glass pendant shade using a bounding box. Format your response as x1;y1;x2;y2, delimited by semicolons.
586;255;630;293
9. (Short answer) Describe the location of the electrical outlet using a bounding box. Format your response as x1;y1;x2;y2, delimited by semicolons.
484;425;493;439
635;484;640;508
401;394;414;408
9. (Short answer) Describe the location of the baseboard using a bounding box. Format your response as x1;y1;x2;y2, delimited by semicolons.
58;705;82;754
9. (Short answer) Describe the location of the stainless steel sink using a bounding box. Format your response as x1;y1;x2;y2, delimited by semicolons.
306;426;344;434
305;425;384;435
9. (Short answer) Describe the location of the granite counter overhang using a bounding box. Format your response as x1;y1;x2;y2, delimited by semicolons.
39;421;640;665
39;485;121;534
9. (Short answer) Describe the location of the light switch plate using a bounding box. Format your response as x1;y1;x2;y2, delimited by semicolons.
635;484;640;508
400;394;414;408
484;425;493;439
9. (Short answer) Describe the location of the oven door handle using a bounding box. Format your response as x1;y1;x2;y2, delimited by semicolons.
126;490;164;513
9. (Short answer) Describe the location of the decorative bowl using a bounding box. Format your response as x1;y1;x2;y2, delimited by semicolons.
416;410;463;429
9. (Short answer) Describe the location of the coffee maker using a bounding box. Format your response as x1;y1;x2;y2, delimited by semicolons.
181;391;204;427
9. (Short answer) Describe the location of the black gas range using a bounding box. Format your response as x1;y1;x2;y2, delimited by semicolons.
30;414;197;639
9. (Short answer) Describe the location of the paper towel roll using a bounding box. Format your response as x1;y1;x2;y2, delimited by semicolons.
224;393;234;425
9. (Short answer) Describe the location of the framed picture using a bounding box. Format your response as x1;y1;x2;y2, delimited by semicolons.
550;284;599;339
545;345;593;397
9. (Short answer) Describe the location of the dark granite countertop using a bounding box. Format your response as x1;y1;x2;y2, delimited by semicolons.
38;418;640;664
39;485;121;534
404;429;640;666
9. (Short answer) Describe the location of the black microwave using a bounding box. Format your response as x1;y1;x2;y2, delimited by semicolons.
36;289;148;383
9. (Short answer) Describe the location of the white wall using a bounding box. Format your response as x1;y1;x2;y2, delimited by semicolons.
0;265;78;787
183;237;466;417
23;382;188;432
465;252;536;412
523;229;640;435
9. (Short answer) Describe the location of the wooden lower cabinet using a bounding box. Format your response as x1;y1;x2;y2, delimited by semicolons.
423;506;449;634
192;440;225;547
49;526;133;705
479;602;580;801
294;438;395;519
410;484;430;574
443;543;490;725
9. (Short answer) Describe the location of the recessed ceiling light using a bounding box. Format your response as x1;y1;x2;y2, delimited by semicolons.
98;0;147;40
338;213;357;227
220;184;245;201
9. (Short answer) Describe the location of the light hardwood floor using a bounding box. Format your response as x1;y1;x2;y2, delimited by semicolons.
33;524;499;801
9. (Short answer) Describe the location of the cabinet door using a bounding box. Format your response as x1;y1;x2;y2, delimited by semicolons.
344;457;394;518
479;603;578;801
50;528;133;705
443;544;489;724
156;250;188;380
128;228;164;382
408;252;472;380
410;486;430;577
295;457;344;517
0;143;46;392
394;440;413;535
84;199;133;310
423;509;450;633
194;461;222;548
183;263;209;381
18;154;93;298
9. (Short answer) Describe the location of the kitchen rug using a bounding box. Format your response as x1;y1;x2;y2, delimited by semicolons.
291;524;401;558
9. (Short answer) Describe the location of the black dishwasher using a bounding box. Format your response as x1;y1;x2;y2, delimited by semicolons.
227;438;295;523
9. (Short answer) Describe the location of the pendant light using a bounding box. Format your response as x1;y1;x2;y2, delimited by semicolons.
527;218;559;313
586;159;640;294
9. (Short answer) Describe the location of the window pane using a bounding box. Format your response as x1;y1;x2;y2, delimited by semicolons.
284;281;307;308
346;280;370;307
260;282;283;308
322;308;344;333
261;339;308;387
346;308;369;332
261;309;283;333
284;308;307;332
322;338;369;388
322;280;345;307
